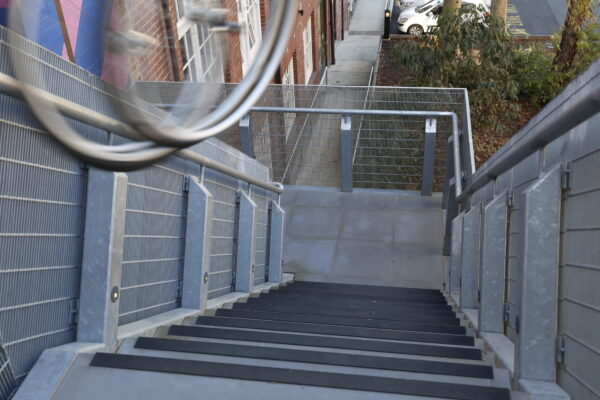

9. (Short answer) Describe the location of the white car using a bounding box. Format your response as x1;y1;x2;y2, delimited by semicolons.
399;0;431;12
398;0;490;35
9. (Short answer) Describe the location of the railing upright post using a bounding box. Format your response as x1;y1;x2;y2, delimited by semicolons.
340;115;353;192
515;166;562;386
421;118;437;196
268;200;285;283
239;113;254;158
181;176;213;312
235;190;257;292
478;191;508;333
77;168;128;351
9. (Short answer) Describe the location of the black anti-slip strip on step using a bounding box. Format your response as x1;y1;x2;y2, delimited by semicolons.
277;286;447;303
90;353;509;400
248;296;453;313
289;281;443;297
168;325;482;360
215;309;467;335
195;316;474;346
259;291;450;307
135;337;494;379
268;288;448;304
233;302;461;325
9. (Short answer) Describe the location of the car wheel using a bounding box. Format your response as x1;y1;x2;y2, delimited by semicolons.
407;24;424;36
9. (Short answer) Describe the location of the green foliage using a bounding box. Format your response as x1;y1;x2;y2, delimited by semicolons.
392;7;520;131
508;45;560;106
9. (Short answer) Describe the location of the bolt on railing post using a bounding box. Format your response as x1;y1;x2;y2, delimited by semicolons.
421;118;437;196
340;115;353;192
239;113;254;158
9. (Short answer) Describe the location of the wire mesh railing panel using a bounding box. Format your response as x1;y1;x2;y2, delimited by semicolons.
0;95;85;381
251;188;271;286
0;334;17;400
118;161;195;326
204;170;240;300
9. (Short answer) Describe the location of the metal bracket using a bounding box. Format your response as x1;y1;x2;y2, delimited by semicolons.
70;298;80;326
507;190;514;208
182;176;190;193
503;303;510;323
176;281;183;300
556;335;566;364
561;162;572;190
231;269;237;289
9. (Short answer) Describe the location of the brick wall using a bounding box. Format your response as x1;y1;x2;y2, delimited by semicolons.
119;0;182;82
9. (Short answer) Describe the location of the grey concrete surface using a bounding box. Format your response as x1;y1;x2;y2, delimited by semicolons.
281;186;445;289
51;353;446;400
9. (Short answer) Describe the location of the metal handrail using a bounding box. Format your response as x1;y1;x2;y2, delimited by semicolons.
0;72;284;195
456;81;600;201
251;106;463;196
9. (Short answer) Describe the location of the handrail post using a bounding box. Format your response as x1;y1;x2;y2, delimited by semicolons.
239;113;254;158
77;168;128;350
235;190;257;293
421;118;437;196
340;115;353;192
181;176;213;312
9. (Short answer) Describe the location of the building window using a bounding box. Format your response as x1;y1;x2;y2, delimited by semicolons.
302;16;313;84
282;58;296;140
175;0;224;82
237;0;262;74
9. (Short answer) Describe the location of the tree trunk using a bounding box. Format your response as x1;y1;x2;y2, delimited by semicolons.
554;0;591;72
490;0;507;22
443;0;461;15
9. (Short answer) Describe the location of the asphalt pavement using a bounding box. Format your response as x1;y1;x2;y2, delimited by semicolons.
389;0;569;36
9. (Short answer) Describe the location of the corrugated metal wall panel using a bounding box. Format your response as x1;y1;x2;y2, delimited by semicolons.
0;333;17;400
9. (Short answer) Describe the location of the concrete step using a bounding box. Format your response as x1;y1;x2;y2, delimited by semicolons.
89;352;511;400
167;324;484;360
213;308;467;334
194;316;475;346
118;337;511;389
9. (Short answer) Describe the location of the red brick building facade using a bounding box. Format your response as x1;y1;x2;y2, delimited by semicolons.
121;0;350;86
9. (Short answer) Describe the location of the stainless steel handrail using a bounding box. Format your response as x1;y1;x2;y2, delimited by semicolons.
456;82;600;201
0;73;284;195
251;106;464;196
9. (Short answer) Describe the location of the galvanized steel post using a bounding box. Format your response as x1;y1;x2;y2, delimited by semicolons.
239;113;254;158
450;212;465;294
268;201;285;283
515;166;562;384
181;177;213;311
460;205;481;309
340;115;353;192
421;118;437;196
77;168;128;350
478;191;508;333
235;191;257;292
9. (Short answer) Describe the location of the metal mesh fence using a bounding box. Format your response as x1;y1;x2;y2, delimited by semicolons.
0;334;17;400
214;84;468;192
0;26;271;383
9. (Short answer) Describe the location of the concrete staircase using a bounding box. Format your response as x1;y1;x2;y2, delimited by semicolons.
50;281;513;400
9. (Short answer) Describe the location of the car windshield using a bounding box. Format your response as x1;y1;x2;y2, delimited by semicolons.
415;0;439;13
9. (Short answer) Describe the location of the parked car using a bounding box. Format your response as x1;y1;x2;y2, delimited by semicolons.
399;0;431;12
397;0;490;36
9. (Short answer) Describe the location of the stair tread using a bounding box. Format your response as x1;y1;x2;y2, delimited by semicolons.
233;301;461;324
134;336;494;379
215;308;467;334
195;316;474;346
90;353;510;400
168;325;482;360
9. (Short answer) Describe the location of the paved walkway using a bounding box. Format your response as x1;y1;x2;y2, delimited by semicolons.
326;0;387;86
292;0;386;187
